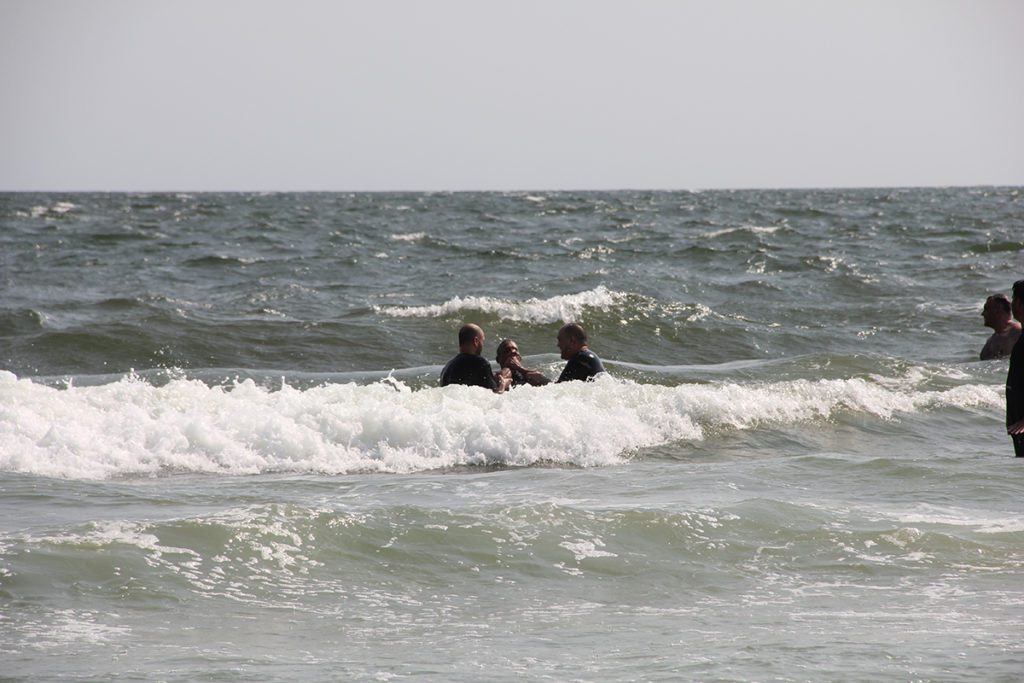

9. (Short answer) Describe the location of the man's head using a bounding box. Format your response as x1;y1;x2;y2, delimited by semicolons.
496;339;520;367
556;323;587;360
1013;280;1024;324
458;323;485;355
983;294;1013;330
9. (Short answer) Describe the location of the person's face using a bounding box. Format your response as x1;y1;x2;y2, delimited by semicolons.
982;299;1005;329
1013;297;1024;324
497;342;520;367
474;332;485;354
557;331;577;360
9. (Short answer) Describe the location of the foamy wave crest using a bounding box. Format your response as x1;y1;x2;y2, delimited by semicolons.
376;286;624;324
0;370;1001;480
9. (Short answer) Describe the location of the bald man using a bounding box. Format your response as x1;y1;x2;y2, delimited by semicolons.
440;323;511;393
555;323;606;382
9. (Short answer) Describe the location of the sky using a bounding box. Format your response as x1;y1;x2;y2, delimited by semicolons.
1;0;1022;192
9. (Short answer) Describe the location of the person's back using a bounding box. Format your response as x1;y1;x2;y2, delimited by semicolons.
440;352;498;388
439;323;510;393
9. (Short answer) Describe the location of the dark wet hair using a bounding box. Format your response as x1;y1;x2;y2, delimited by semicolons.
1014;280;1024;304
496;339;516;360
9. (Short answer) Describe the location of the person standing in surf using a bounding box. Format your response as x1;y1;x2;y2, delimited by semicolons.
555;323;606;382
496;339;551;387
440;323;511;393
1006;281;1024;457
980;293;1021;360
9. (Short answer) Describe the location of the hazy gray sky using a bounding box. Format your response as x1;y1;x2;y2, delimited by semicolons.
2;0;1022;191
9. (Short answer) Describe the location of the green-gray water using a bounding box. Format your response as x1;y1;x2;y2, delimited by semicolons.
2;189;1022;681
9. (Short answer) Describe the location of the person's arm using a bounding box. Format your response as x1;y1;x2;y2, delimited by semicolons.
521;368;551;386
493;368;512;394
506;358;550;386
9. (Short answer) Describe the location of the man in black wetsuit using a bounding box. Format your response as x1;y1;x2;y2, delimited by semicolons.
440;323;511;393
555;323;605;383
1006;280;1024;457
496;339;551;387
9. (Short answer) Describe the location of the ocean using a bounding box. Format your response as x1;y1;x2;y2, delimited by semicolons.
1;188;1022;681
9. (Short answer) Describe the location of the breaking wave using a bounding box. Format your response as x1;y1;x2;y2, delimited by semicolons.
0;369;1000;479
375;286;626;324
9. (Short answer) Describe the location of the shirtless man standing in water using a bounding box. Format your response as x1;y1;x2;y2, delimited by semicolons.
980;293;1021;360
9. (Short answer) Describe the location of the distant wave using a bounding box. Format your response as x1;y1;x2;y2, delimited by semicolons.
375;286;626;324
388;232;428;243
185;254;263;267
0;370;1000;479
27;201;77;218
699;225;780;239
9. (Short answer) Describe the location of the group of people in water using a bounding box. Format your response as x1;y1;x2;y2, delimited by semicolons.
980;281;1024;457
439;281;1024;458
440;322;605;393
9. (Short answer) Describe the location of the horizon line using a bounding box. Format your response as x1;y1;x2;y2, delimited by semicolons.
1;183;1021;195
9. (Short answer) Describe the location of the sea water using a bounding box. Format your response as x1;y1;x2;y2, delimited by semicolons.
1;189;1022;681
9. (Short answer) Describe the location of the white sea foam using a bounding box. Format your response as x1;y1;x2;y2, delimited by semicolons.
890;504;1024;534
0;369;1002;480
18;609;131;651
389;232;427;242
375;286;625;324
560;538;617;561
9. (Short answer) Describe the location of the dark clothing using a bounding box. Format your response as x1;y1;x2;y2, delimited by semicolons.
440;353;497;389
1008;335;1024;456
509;369;529;388
557;349;605;383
